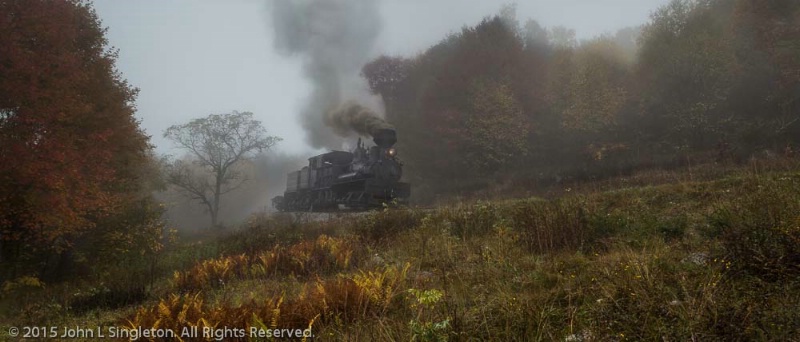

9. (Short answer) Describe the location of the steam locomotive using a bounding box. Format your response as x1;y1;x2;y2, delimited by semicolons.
272;128;410;211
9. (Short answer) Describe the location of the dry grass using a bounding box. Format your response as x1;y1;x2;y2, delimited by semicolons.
5;161;800;341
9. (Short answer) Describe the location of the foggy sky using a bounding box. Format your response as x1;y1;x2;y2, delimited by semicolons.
92;0;671;156
270;0;387;149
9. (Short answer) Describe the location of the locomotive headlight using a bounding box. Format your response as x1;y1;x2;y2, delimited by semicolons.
387;148;397;157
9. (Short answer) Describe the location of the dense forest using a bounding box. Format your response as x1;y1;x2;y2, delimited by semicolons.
363;0;799;200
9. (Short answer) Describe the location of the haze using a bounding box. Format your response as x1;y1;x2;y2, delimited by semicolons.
92;0;670;155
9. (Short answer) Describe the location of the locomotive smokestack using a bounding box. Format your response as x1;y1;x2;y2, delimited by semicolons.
372;128;396;148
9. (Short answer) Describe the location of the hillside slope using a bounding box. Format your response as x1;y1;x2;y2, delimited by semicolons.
3;163;800;341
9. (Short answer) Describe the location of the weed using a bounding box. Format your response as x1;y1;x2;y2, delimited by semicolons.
408;288;450;342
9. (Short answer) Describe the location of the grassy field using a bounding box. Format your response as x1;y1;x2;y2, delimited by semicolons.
2;159;800;341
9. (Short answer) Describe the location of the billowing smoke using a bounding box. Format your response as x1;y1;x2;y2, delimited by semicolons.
328;101;392;137
270;0;386;149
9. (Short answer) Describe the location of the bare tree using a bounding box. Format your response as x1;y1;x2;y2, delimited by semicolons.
163;111;281;228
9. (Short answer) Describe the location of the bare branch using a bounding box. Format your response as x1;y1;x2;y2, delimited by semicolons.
162;111;282;228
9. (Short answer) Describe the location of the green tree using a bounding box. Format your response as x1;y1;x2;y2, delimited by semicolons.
636;0;738;150
462;80;529;174
361;55;411;109
730;0;800;145
562;37;630;133
364;13;539;194
637;0;800;152
163;111;281;228
522;19;549;49
549;26;577;49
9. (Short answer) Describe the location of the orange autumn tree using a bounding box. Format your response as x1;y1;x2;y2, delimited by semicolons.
0;0;156;279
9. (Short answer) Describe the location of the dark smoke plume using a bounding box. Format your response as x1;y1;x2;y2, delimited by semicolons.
270;0;385;148
328;101;392;137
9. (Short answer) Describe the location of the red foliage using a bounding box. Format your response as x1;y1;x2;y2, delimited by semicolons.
0;1;149;254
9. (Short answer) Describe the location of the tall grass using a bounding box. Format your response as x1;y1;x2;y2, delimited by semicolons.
4;162;800;341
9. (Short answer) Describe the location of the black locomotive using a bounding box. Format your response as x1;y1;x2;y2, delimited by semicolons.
272;128;410;211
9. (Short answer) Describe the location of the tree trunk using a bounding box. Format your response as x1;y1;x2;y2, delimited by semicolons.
211;208;218;228
212;173;222;229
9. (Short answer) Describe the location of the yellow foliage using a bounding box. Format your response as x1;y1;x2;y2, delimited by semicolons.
1;276;45;301
2;275;44;295
128;257;413;338
352;262;411;313
129;292;288;340
464;79;529;173
129;293;205;332
125;234;411;337
173;235;360;292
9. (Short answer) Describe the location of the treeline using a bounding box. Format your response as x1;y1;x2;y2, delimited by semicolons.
363;0;800;199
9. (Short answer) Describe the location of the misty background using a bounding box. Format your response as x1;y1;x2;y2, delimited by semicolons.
91;0;670;230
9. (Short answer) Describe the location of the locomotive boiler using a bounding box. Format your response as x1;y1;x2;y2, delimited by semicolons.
272;128;410;211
